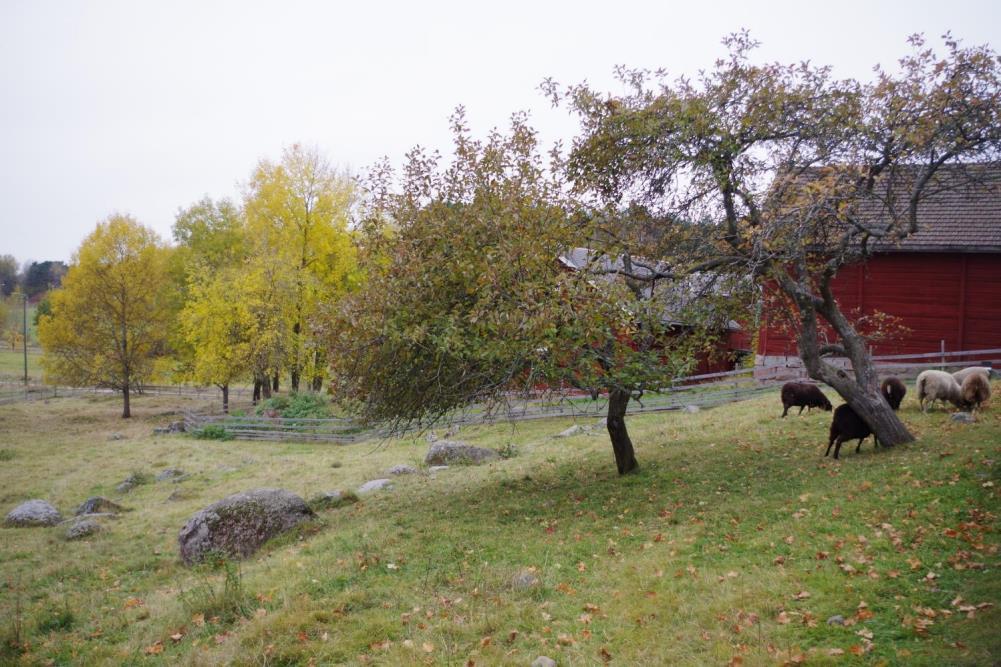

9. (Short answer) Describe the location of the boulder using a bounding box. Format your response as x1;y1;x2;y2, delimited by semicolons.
555;425;587;438
66;518;100;540
826;615;846;626
5;499;62;527
424;441;498;466
532;657;557;667
951;412;976;424
177;488;315;565
387;464;418;476
75;496;124;516
357;479;393;494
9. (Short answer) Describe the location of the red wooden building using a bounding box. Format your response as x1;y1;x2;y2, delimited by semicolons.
757;173;1001;365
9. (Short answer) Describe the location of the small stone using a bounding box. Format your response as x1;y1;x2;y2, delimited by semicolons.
387;464;418;476
531;657;557;667
511;568;541;589
66;518;100;540
826;614;845;626
5;499;63;527
75;496;124;516
555;425;586;438
425;441;498;466
951;412;976;424
429;466;449;472
308;490;359;511
107;433;125;441
357;479;393;494
683;405;700;413
116;472;149;493
156;468;188;482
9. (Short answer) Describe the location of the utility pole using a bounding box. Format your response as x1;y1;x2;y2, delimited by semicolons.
22;292;28;385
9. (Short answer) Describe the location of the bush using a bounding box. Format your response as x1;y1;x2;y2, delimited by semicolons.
192;425;232;441
0;449;14;461
256;393;331;419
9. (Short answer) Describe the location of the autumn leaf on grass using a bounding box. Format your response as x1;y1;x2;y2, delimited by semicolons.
369;639;392;651
792;590;810;601
599;646;612;663
170;631;184;643
777;611;792;624
191;613;205;627
422;642;435;653
124;597;144;609
143;641;164;655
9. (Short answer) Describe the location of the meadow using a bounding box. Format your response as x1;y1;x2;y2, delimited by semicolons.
0;384;998;666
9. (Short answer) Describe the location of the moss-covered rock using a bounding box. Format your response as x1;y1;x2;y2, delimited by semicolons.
177;488;315;565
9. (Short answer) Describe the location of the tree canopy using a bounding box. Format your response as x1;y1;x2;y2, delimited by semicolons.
38;215;171;417
547;32;1001;446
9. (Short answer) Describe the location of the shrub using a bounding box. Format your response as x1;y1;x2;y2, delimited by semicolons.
0;450;14;461
256;393;331;419
497;442;519;459
192;425;232;441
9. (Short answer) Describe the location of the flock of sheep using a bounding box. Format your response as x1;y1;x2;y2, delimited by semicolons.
779;366;993;460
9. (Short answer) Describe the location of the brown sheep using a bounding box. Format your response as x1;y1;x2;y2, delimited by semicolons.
961;373;991;412
780;382;833;418
880;377;906;411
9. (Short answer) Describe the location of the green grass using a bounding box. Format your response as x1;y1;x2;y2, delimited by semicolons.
0;348;41;382
0;386;998;665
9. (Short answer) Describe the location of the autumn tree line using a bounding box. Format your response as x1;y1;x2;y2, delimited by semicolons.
37;35;1001;474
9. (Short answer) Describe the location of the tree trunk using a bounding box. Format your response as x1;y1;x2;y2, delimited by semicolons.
311;375;323;392
272;374;279;392
222;384;229;414
253;379;261;405
262;377;272;399
606;388;638;475
290;370;300;393
122;381;131;419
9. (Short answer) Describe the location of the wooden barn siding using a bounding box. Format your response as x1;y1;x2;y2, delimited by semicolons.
758;253;1001;357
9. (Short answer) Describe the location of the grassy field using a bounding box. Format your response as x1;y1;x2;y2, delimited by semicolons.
0;386;998;665
0;348;42;383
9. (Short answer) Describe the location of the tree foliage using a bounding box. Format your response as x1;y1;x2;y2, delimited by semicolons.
244;144;359;392
38;215;171;417
332;110;740;474
549;32;1001;447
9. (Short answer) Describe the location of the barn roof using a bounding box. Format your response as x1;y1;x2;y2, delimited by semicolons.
860;164;1001;253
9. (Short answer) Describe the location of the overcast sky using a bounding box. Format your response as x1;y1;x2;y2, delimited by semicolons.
1;0;998;263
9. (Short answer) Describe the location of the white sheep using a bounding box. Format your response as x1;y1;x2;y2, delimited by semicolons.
916;369;966;413
953;366;991;384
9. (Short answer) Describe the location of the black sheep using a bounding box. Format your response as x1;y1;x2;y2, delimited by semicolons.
825;403;879;459
780;382;833;417
880;377;906;411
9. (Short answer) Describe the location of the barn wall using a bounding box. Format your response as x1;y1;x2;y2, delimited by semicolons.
758;252;1001;358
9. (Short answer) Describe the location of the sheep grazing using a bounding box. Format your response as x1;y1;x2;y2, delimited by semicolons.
825;404;877;460
953;366;991;385
880;376;907;411
780;382;833;418
961;372;991;412
916;369;967;413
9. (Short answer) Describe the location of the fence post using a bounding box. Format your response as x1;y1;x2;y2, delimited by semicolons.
940;340;945;370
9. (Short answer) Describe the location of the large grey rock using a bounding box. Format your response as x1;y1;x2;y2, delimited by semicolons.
387;464;418;476
177;488;315;565
75;496;124;516
5;499;62;527
357;479;393;494
424;441;498;466
555;425;587;438
532;657;557;667
951;412;976;424
66;518;100;540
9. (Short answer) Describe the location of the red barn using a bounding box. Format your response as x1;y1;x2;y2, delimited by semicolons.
757;172;1001;366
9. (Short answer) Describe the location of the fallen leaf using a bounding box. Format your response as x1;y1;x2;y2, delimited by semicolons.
792;591;811;600
143;641;164;655
422;642;435;653
170;632;184;642
777;611;791;625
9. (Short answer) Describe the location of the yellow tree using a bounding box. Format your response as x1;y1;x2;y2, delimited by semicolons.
38;214;170;417
180;266;254;413
244;144;358;392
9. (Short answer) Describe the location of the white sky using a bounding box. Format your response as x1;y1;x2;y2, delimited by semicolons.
1;0;998;263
